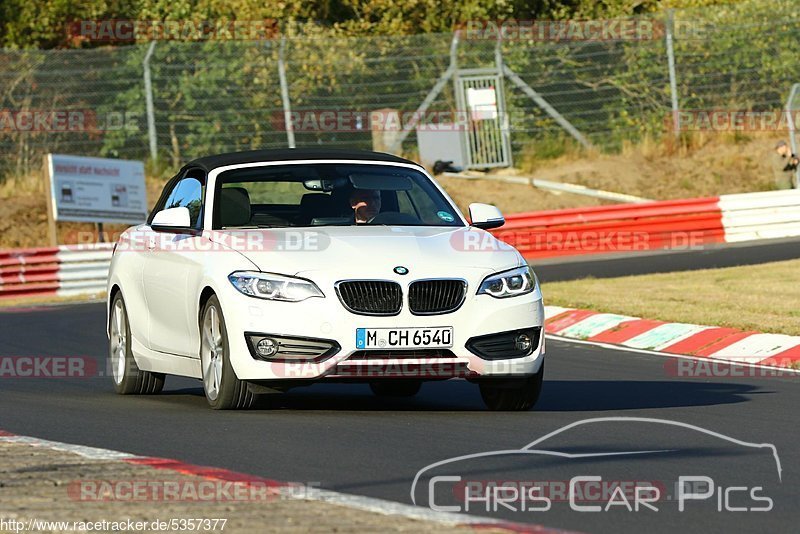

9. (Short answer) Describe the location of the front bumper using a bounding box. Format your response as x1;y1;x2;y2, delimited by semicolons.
218;280;545;381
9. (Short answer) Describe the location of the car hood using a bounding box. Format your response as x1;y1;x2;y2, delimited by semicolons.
209;226;523;279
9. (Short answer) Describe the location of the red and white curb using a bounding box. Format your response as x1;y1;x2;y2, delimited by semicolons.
0;430;568;534
545;306;800;370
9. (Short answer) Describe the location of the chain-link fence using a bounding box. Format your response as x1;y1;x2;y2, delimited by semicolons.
1;0;799;178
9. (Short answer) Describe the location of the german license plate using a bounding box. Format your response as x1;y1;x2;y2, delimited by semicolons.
355;327;453;349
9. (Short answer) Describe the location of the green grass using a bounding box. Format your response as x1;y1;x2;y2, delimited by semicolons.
543;259;800;336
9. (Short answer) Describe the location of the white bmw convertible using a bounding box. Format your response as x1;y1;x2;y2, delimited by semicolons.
107;149;545;410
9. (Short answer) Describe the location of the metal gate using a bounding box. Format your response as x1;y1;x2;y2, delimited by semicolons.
786;83;800;188
455;70;513;169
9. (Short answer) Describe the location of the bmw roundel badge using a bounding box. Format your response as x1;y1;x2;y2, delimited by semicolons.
394;266;409;275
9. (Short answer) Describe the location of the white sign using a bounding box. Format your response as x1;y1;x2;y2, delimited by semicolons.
46;154;147;224
466;87;498;120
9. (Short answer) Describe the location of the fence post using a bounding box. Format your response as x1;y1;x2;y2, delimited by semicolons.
665;9;681;137
143;41;158;163
787;83;800;188
494;36;513;168
278;37;296;149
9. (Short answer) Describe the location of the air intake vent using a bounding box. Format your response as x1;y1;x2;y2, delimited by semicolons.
466;328;541;360
408;279;466;315
336;280;402;316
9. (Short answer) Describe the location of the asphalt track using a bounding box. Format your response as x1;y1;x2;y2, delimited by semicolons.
2;307;798;532
1;240;799;533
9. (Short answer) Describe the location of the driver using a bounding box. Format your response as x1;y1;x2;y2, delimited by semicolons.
349;189;381;223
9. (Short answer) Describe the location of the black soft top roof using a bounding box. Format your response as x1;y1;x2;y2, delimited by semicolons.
182;148;422;173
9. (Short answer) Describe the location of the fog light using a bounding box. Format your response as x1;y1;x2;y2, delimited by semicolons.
256;338;278;358
515;333;532;352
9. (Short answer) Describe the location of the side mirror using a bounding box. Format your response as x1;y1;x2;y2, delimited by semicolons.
151;206;192;232
468;203;505;230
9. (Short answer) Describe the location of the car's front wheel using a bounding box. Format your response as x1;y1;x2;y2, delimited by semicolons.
200;295;255;410
479;363;544;411
109;293;164;395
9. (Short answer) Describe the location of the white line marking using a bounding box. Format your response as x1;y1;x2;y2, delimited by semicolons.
0;435;138;460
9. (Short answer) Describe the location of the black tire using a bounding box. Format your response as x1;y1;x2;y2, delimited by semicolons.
109;293;164;395
200;295;255;410
369;380;422;397
479;363;544;411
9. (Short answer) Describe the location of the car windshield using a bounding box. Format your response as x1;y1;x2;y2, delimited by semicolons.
214;163;464;229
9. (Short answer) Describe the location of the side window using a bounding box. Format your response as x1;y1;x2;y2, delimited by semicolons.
163;177;203;227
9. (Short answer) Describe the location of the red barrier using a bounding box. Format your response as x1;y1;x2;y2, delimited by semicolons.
0;247;61;267
0;281;59;298
492;196;725;259
0;244;112;299
0;271;60;285
0;247;58;260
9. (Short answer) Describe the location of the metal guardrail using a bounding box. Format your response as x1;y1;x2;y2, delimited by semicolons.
0;244;112;299
495;196;726;260
719;190;800;242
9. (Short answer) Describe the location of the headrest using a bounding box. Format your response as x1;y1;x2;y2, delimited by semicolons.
220;187;251;227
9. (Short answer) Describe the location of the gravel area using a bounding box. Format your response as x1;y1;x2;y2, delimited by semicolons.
0;441;494;533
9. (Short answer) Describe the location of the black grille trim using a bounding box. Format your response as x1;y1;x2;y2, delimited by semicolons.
335;280;403;316
408;279;467;315
330;361;473;379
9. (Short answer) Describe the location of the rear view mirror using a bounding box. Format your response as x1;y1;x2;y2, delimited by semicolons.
469;203;505;230
303;178;347;192
151;206;192;232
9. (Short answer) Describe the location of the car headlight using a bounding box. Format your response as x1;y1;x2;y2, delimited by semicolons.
477;266;537;298
228;271;324;302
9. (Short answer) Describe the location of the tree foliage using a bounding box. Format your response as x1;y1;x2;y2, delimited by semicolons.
0;0;794;178
1;0;739;49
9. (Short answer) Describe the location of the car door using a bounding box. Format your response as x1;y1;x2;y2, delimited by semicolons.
142;169;206;357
